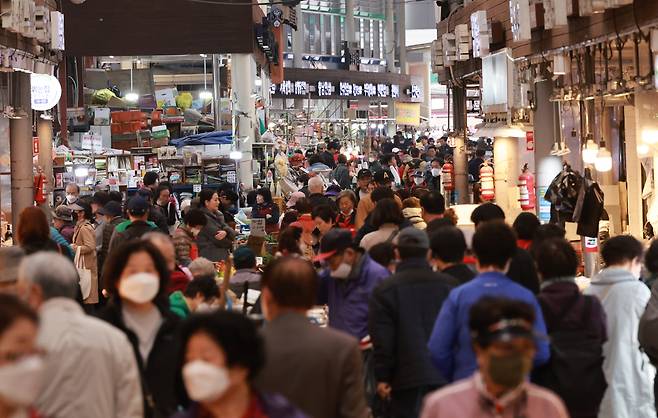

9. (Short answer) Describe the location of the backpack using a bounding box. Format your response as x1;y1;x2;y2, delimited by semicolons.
639;282;658;363
533;294;607;414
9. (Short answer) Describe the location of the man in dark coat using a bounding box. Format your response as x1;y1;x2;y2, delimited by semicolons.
430;225;476;285
369;228;457;418
256;257;369;418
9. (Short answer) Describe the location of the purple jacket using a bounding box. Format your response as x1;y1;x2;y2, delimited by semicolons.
171;392;308;418
318;253;390;340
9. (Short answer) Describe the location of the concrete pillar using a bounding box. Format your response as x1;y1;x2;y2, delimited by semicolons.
212;54;222;131
231;53;255;190
37;115;53;213
534;80;561;221
293;4;304;68
345;0;355;44
493;136;520;220
385;0;395;72
624;105;642;238
451;85;469;203
9;72;33;228
397;0;407;74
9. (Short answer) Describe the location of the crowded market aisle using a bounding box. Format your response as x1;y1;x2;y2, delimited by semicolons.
1;134;658;418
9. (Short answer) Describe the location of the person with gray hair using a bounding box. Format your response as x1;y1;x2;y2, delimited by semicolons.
17;252;143;418
0;246;24;293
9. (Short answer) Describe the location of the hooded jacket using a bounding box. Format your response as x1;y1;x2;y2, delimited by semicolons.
584;268;656;418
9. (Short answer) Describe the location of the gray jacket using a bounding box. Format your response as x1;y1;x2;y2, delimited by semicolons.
256;313;369;418
196;207;235;262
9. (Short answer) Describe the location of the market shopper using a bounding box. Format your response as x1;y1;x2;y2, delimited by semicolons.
532;238;607;418
354;169;372;203
174;311;307;418
430;226;476;284
144;232;192;295
355;170;402;229
420;297;569;418
336;190;357;231
0;247;24;294
312;204;337;239
424;159;442;191
18;252;143;418
173;208;207;267
257;257;369;418
109;196;158;256
513;212;541;250
402;197;427;230
154;184;178;229
229;246;262;298
585;235;656;418
252;188;280;234
0;293;44;418
369;228;456;418
421;191;452;234
196;189;235;262
52;205;75;243
98;201;125;274
470;203;540;294
142;171;159;194
137;188;169;234
169;276;220;319
97;239;181;418
427;221;550;382
317;228;390;340
17;207;65;256
70;200;99;304
308;176;336;209
332;154;353;190
360;198;405;252
62;182;80;205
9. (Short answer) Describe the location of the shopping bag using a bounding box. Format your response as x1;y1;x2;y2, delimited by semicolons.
75;246;92;300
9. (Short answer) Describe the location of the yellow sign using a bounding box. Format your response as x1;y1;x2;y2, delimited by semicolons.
395;102;421;126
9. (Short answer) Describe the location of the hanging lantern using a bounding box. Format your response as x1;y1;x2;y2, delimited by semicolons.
480;161;495;201
517;163;535;210
595;146;612;172
582;138;599;164
442;161;454;191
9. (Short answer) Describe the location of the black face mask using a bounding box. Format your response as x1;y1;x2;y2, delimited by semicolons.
487;352;531;389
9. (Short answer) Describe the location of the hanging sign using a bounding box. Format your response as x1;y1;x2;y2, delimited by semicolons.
33;137;39;155
395;102;421;127
251;218;266;237
30;73;61;111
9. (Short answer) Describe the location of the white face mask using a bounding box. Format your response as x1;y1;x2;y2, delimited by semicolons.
414;177;424;186
341;208;353;217
183;360;230;402
331;262;352;279
119;272;160;304
0;355;45;407
431;168;441;177
66;194;77;204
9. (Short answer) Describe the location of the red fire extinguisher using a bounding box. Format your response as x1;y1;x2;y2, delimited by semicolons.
518;163;536;210
33;171;46;205
480;161;495;201
442;162;454;191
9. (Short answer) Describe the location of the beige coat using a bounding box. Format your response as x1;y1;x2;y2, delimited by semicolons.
73;220;98;304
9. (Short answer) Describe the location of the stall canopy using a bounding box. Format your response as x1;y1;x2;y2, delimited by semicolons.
62;0;256;56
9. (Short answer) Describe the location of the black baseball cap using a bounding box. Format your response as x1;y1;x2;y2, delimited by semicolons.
373;170;393;185
314;229;353;262
357;168;372;179
98;201;123;217
127;196;149;215
472;319;537;346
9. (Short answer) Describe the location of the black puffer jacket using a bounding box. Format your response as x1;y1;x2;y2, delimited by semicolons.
96;300;181;418
368;258;456;390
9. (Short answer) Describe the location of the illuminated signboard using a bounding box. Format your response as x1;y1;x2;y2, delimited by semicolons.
271;81;416;100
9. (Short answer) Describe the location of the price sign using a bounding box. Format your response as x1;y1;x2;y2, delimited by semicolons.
193;184;202;193
251;218;266;237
